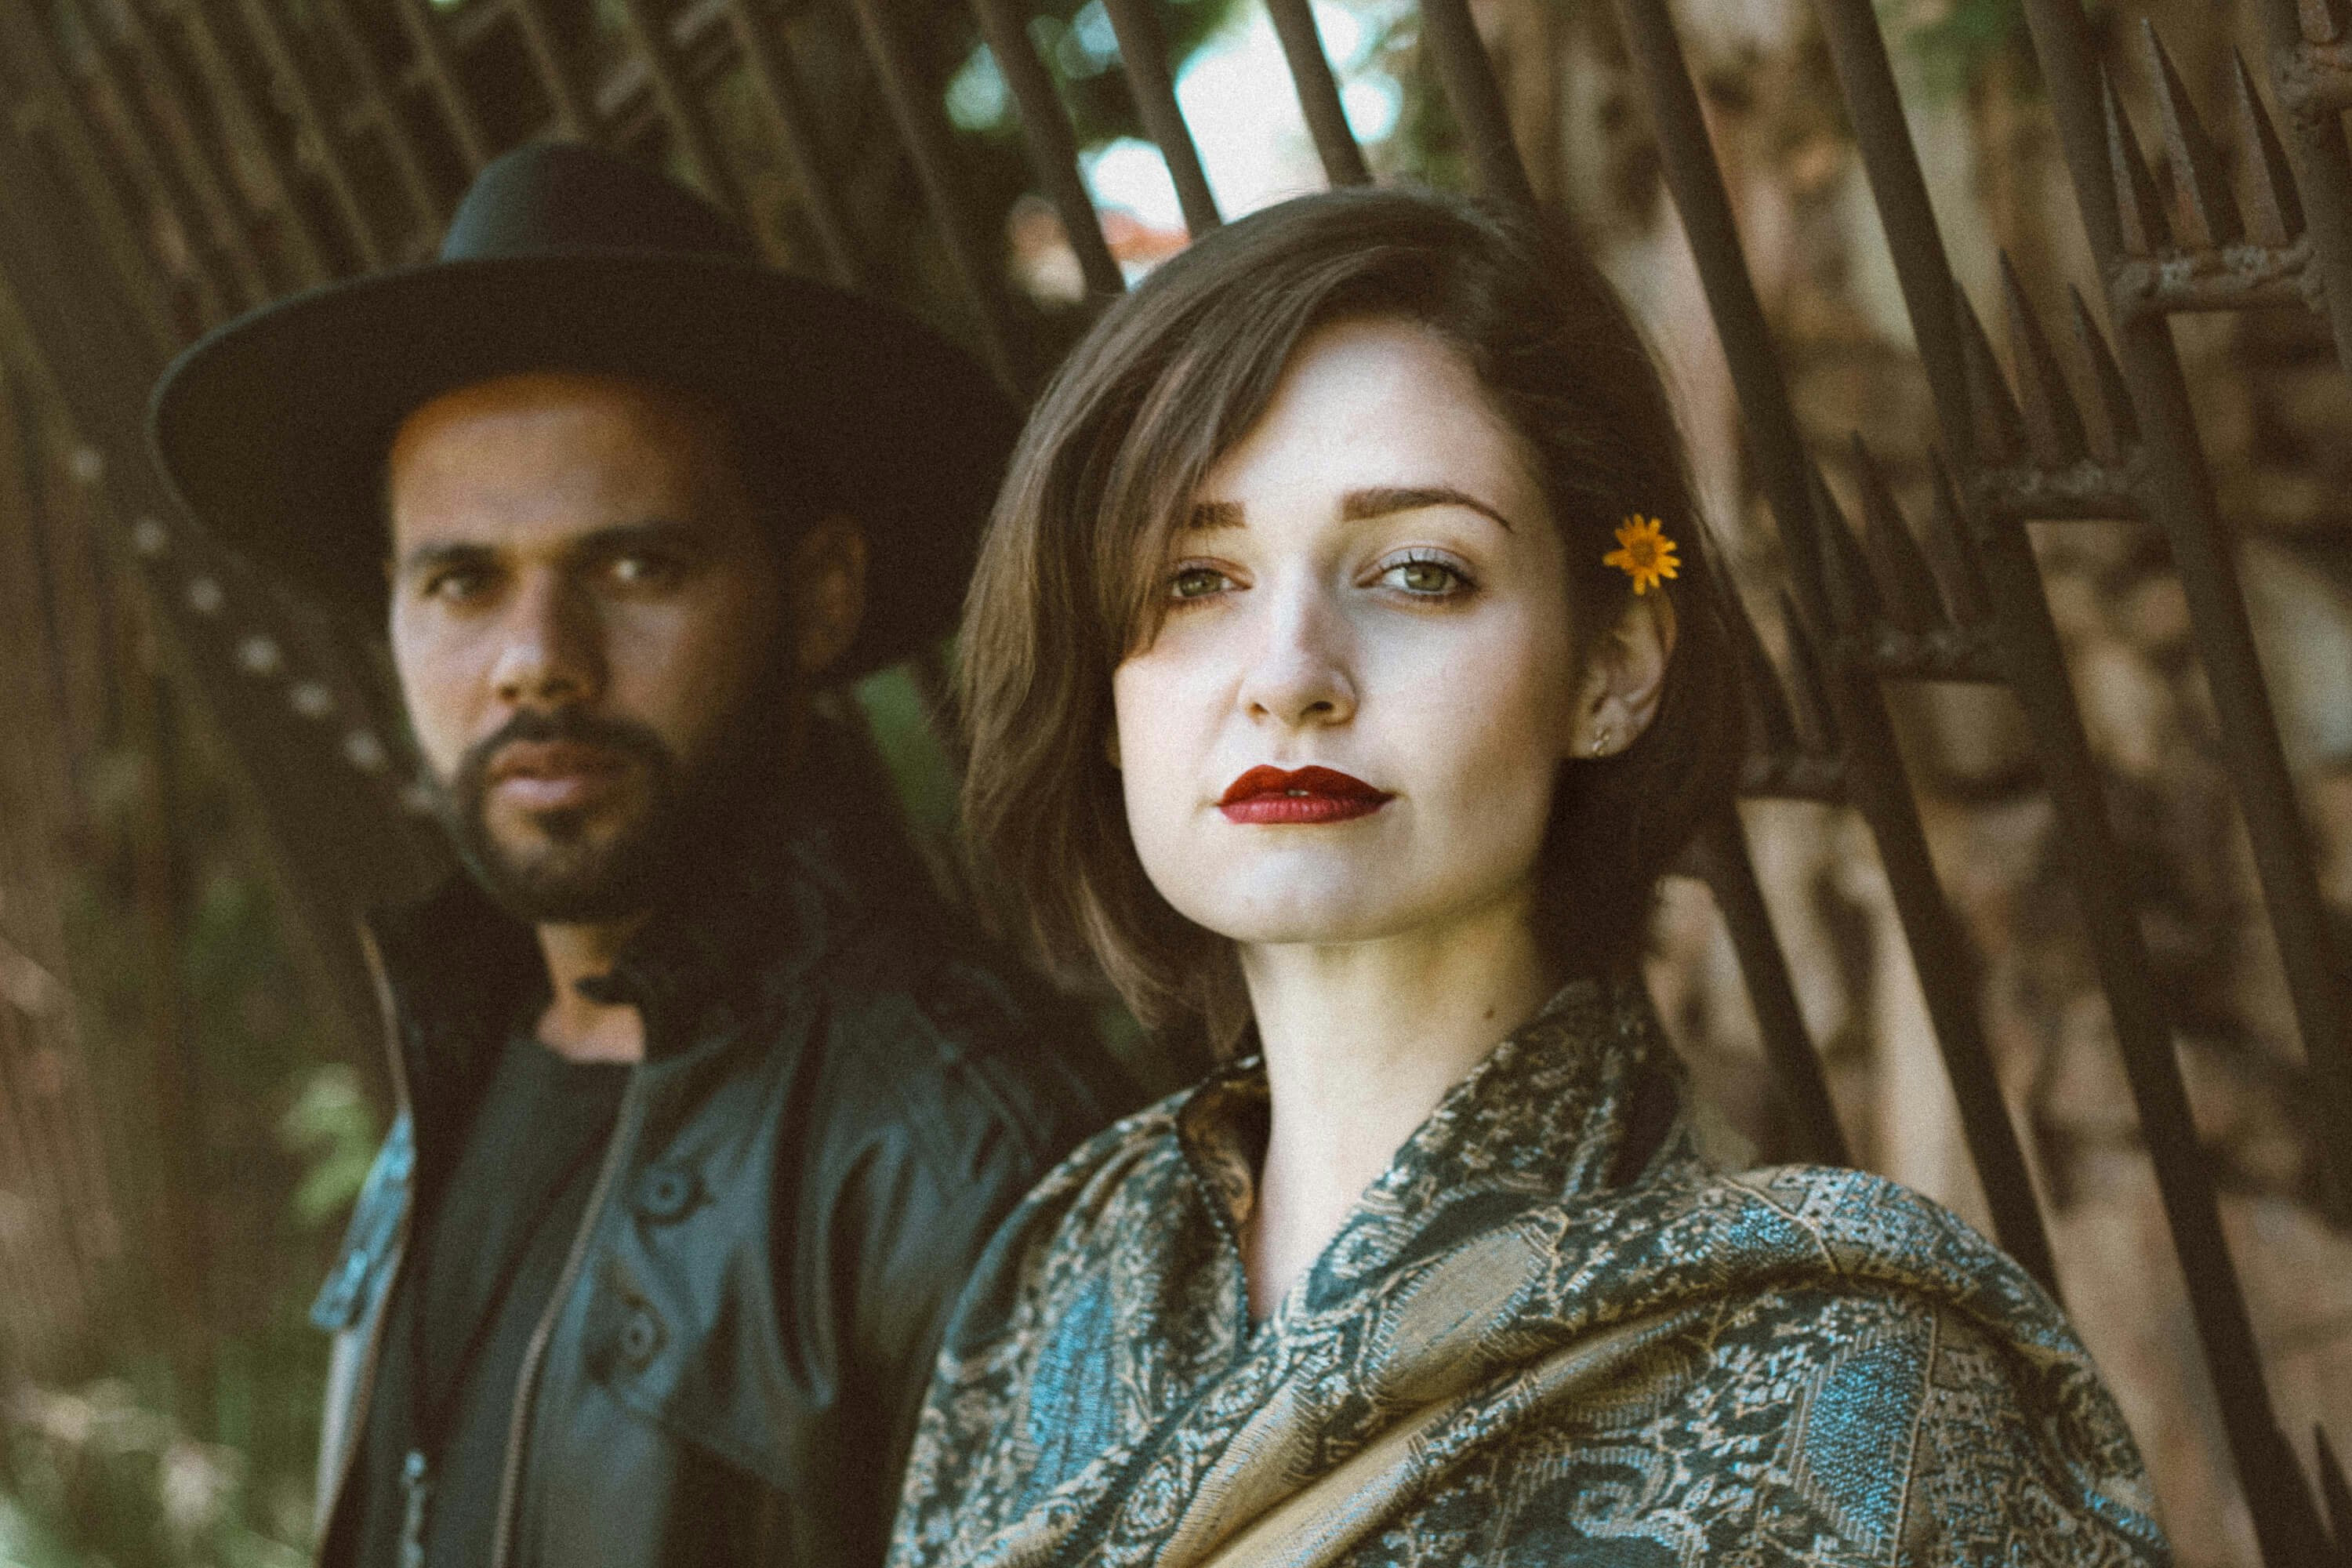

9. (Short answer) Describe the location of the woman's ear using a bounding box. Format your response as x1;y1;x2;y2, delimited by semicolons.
1568;591;1677;759
788;514;868;677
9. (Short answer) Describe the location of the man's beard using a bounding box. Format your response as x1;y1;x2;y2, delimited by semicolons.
429;686;786;924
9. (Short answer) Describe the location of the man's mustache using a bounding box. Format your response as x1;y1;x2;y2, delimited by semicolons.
452;708;673;799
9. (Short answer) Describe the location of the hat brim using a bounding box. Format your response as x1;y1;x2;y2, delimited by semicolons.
148;252;1018;679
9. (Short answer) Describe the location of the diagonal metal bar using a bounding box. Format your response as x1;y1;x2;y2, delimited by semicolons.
1817;2;2343;1561
506;0;597;141
2257;0;2352;382
390;0;489;175
173;0;333;285
2021;0;2352;1223
1265;0;1370;187
725;0;867;289
610;0;746;220
1691;813;1853;1167
971;0;1123;299
1418;0;1534;210
314;0;446;238
1100;0;1220;234
1611;0;2058;1294
228;0;386;268
844;0;1022;394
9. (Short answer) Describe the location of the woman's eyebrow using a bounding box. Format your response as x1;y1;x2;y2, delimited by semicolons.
1341;485;1515;532
1186;499;1245;530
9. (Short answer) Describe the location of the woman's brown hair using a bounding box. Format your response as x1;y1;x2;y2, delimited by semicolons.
959;186;1744;1035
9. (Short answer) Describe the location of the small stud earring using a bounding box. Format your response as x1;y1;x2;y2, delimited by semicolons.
1590;728;1613;758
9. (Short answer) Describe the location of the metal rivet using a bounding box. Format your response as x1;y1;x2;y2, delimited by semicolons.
289;681;335;720
69;447;103;484
235;635;284;677
342;731;389;773
185;577;225;616
131;517;170;557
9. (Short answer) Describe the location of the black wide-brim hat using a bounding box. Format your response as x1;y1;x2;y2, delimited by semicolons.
149;142;1018;679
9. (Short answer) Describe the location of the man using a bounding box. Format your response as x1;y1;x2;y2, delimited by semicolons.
147;144;1124;1566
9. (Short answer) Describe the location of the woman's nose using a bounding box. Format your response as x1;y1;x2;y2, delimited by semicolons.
490;571;604;709
1236;586;1356;728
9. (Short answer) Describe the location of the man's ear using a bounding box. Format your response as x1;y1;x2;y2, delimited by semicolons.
1568;591;1678;759
787;514;867;677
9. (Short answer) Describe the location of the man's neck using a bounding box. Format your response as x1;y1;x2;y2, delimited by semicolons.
533;914;652;1063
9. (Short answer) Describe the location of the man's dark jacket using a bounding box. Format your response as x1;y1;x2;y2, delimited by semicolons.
308;791;1124;1566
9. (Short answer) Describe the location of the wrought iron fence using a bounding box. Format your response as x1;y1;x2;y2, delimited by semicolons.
0;0;2348;1559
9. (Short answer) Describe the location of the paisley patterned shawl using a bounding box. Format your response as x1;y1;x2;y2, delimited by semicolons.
891;976;2169;1567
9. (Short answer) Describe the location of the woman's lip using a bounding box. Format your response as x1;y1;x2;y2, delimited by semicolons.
1218;764;1394;825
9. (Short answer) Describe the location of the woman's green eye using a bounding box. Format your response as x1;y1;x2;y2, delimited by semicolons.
1171;566;1229;600
1385;558;1465;594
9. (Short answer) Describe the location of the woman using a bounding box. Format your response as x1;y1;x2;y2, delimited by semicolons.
893;189;2165;1566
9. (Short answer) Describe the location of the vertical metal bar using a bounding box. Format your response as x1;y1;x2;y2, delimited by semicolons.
1098;0;1220;233
1815;5;2336;1559
723;0;866;289
1611;0;2059;1293
506;0;597;141
1417;0;1535;209
112;0;274;307
2257;0;2352;382
173;0;334;285
2020;0;2352;1210
609;0;747;218
390;0;490;176
1264;0;1370;187
314;0;447;235
1693;813;1852;1166
228;0;387;267
844;0;1022;394
0;0;181;353
970;0;1124;297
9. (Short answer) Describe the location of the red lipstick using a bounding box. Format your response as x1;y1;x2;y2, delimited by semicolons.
1218;764;1394;826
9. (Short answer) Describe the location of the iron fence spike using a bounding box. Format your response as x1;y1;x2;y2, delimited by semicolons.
1719;576;1804;760
2230;49;2306;246
1849;434;1951;633
1809;461;1882;635
2103;66;2172;256
970;0;1124;297
1100;0;1222;233
1926;452;1994;626
1777;589;1843;757
2319;1427;2352;1559
1954;288;2030;466
2142;20;2245;250
2066;283;2141;461
1998;251;2091;467
1265;0;1370;187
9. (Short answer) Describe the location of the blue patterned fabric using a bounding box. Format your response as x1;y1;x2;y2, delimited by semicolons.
891;975;2169;1567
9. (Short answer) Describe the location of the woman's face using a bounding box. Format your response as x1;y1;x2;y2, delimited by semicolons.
1110;316;1584;950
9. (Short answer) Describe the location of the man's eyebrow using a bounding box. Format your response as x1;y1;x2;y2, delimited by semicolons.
1341;485;1516;532
397;539;494;579
395;517;710;578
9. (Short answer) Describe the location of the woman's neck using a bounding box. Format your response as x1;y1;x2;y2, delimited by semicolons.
1237;891;1558;1318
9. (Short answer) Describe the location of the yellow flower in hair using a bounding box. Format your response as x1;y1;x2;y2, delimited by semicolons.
1604;514;1680;595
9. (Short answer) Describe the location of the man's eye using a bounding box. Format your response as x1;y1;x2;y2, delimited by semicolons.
1379;557;1469;596
1170;565;1232;601
611;553;682;586
425;568;489;602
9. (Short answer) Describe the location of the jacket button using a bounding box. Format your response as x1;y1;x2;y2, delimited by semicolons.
635;1166;699;1223
619;1306;663;1367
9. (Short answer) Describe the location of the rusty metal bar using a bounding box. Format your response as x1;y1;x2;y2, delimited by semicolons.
0;0;181;353
2020;0;2352;1214
1265;0;1370;187
390;0;489;175
971;0;1124;298
610;0;746;218
172;0;334;285
106;0;274;308
1611;0;2058;1293
314;0;446;237
1418;0;1534;210
506;0;597;141
2259;0;2352;381
723;0;865;289
1693;813;1851;1167
1813;5;2333;1558
1099;0;1220;233
228;0;387;268
844;0;1022;394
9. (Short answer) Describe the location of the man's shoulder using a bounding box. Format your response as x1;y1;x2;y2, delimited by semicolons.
775;902;1134;1178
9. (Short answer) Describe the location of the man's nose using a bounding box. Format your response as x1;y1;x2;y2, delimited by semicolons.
488;569;604;708
1236;584;1356;728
